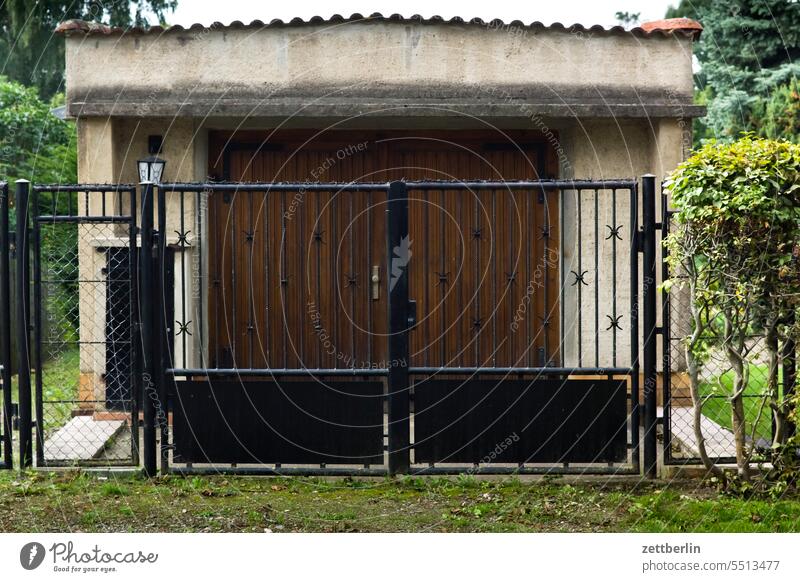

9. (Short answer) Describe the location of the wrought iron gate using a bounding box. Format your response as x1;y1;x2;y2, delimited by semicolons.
1;176;663;476
154;179;647;476
24;183;140;467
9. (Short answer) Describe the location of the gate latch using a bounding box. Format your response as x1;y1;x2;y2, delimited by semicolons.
407;299;417;329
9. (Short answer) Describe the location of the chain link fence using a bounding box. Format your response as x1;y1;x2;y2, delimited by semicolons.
664;214;774;465
34;189;139;467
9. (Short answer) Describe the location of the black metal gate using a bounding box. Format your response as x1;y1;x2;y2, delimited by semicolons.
22;183;141;467
153;179;649;476
1;177;663;476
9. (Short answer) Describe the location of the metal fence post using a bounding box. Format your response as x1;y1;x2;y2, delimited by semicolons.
156;186;169;475
629;182;640;476
783;312;796;441
15;180;32;467
140;182;157;477
641;174;658;478
660;188;674;465
0;182;12;469
387;180;410;475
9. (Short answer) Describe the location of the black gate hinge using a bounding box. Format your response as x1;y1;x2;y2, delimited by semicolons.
636;228;645;253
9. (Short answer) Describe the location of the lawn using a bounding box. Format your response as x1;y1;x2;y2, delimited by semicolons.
0;472;799;533
8;346;80;439
699;363;774;442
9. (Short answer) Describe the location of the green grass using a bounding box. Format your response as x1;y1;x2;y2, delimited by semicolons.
1;472;799;533
10;346;80;436
39;347;81;434
699;363;774;442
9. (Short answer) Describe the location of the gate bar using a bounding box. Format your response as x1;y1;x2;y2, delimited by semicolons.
409;367;633;376
0;182;11;468
157;179;637;192
140;182;157;477
409;466;640;476
31;186;44;466
34;215;134;224
387;180;410;475
641;175;658;478
629;181;641;475
31;184;136;193
15;180;33;467
167;368;389;377
156;185;169;475
661;191;674;463
172;467;389;477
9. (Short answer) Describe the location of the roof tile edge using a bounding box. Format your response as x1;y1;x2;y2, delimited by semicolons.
55;13;702;40
640;18;703;38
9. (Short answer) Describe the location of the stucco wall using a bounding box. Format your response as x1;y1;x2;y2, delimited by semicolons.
63;21;700;119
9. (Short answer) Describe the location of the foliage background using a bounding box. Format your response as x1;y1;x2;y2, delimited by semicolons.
667;0;800;145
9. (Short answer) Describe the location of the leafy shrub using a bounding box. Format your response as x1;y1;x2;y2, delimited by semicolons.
665;136;800;486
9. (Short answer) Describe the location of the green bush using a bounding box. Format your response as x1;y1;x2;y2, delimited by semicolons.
0;76;79;344
665;136;800;485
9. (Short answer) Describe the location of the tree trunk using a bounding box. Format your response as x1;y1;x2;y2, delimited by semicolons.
728;353;751;481
686;271;725;480
765;322;786;446
724;311;751;481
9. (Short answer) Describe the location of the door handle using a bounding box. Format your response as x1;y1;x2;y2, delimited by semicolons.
407;299;417;329
371;265;380;300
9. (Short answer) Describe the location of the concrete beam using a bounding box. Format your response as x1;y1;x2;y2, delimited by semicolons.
68;99;705;119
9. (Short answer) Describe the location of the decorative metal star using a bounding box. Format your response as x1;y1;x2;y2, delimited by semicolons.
436;271;450;286
175;320;193;337
606;315;623;331
605;224;623;241
538;225;551;239
174;229;191;246
313;229;325;243
570;270;589;286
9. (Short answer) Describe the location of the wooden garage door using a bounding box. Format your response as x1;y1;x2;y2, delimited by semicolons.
207;131;559;369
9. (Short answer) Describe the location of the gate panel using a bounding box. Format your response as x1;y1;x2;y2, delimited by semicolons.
172;380;385;465
32;186;139;467
414;379;627;464
407;180;640;473
164;183;395;474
